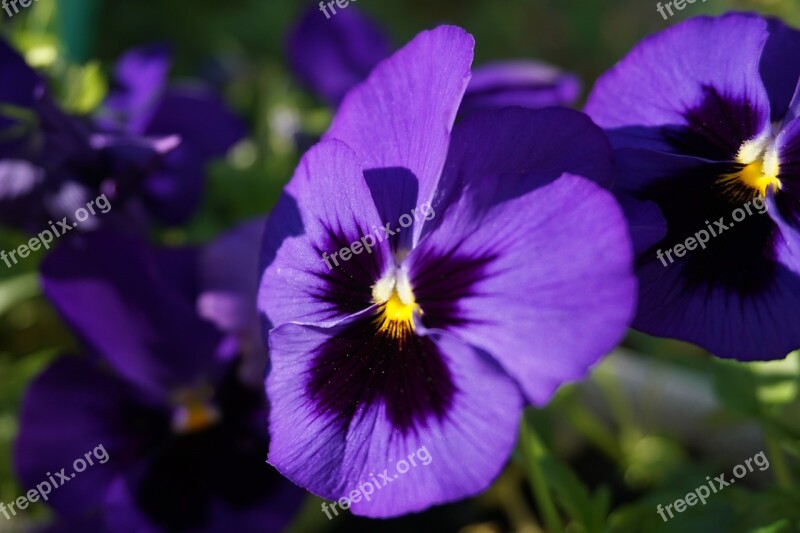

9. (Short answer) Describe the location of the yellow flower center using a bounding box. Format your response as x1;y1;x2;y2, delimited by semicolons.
171;387;220;434
717;137;781;200
372;268;419;340
380;291;417;333
740;161;780;195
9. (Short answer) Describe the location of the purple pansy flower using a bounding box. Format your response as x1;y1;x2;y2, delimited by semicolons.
0;39;170;233
198;216;269;387
286;5;580;113
0;40;243;233
15;225;303;532
260;26;635;517
286;4;392;108
99;44;246;225
586;13;800;360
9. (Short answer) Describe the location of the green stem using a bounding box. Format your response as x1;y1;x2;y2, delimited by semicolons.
594;362;636;434
765;430;793;488
565;404;622;462
520;415;564;533
491;468;545;533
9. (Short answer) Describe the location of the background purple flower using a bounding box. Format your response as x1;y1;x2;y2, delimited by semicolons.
15;228;303;531
99;44;246;225
286;4;580;114
0;39;165;234
586;13;800;360
0;39;244;234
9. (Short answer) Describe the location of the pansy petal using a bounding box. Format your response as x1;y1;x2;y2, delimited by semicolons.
198;292;254;342
0;160;46;230
612;147;721;193
407;173;636;404
459;60;580;117
286;5;392;107
152;244;201;306
616;194;667;255
610;147;800;359
105;44;171;125
201;216;265;301
105;474;302;533
141;148;205;226
0;38;41;108
761;18;800;122
41;232;222;399
433;107;614;220
200;217;267;384
89;130;193;227
144;88;245;159
103;421;304;532
618;145;791;294
266;321;523;517
15;356;165;519
633;243;800;360
259;140;392;328
586;13;771;157
324;26;474;244
768;191;800;278
775;114;800;213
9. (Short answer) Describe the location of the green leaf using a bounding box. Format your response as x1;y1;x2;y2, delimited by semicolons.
0;273;40;317
59;61;107;114
709;358;762;417
750;353;800;405
752;519;794;533
520;412;610;533
540;455;611;532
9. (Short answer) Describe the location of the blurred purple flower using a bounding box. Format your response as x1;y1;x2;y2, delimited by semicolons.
0;40;170;233
286;5;580;113
260;26;635;517
0;40;244;233
286;5;392;108
460;60;581;117
198;216;268;387
16;225;302;532
99;44;246;225
586;13;800;360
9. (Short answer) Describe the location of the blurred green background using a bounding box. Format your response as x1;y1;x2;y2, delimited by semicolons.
2;0;800;531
